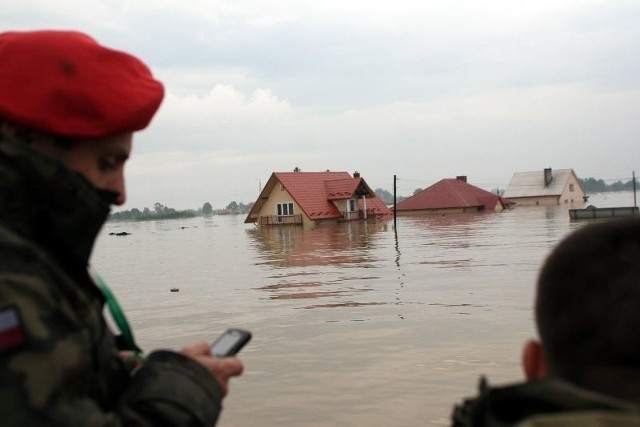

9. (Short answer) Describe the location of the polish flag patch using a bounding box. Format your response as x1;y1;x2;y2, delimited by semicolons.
0;307;26;351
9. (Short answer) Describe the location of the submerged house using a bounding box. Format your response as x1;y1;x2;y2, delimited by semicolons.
503;168;586;206
395;176;510;215
244;170;392;227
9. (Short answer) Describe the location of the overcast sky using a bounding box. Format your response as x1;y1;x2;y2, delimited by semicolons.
5;1;640;210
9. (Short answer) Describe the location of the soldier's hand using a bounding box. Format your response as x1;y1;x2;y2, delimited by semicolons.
118;351;144;372
179;341;244;395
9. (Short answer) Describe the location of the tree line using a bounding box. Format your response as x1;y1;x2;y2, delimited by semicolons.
111;177;637;222
578;177;639;193
109;201;254;222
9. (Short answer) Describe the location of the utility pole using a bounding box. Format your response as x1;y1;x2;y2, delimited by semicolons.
633;171;637;208
393;174;397;229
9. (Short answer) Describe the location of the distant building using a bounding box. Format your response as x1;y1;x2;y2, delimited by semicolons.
244;170;392;227
395;176;511;215
503;168;586;206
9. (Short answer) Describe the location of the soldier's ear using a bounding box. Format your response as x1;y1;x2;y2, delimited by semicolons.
522;339;547;381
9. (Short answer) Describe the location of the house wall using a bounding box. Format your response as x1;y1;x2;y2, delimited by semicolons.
559;173;586;205
257;183;312;226
507;195;561;206
334;198;362;216
333;199;349;213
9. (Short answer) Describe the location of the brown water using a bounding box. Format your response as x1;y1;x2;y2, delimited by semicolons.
92;191;634;426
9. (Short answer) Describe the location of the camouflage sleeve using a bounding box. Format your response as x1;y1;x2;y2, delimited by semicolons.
0;265;223;426
119;351;224;425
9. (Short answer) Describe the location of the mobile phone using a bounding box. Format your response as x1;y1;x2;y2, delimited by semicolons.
211;328;252;357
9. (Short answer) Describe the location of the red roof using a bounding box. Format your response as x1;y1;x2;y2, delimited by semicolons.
396;178;505;211
245;171;392;223
277;172;346;220
325;178;362;200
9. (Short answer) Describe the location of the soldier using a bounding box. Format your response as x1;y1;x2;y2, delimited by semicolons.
452;218;640;426
0;30;243;426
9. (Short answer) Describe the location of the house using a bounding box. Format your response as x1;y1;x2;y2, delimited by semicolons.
244;170;392;227
503;168;586;206
395;176;510;215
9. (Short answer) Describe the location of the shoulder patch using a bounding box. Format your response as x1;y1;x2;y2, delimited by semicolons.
0;306;26;351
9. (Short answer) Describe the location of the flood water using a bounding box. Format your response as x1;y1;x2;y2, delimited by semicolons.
91;191;635;426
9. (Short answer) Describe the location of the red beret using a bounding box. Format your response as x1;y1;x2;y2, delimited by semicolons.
0;30;164;138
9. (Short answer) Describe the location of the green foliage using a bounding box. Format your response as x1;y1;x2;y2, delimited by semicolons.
109;200;255;222
374;188;407;204
579;177;639;193
219;201;253;214
413;188;423;195
110;203;196;222
240;201;254;213
154;202;175;215
374;188;393;204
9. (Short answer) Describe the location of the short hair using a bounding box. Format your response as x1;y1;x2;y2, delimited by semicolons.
536;218;640;397
0;118;76;148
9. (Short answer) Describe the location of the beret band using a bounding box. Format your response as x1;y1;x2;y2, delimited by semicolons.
0;30;164;138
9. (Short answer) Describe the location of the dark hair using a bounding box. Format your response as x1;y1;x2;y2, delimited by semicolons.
536;218;640;397
0;118;76;147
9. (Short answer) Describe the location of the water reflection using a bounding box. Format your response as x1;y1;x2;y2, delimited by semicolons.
400;213;494;247
247;221;389;267
399;211;494;228
395;212;500;274
246;221;391;309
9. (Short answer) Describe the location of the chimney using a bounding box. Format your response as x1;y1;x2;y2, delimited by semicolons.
353;171;360;178
544;168;553;187
456;175;467;183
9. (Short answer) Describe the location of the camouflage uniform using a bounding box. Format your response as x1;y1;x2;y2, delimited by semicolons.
452;377;640;427
0;138;224;426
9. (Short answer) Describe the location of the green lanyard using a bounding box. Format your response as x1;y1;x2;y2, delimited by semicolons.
92;270;146;362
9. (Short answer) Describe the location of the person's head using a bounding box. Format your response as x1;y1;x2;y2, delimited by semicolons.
524;218;640;399
0;30;164;205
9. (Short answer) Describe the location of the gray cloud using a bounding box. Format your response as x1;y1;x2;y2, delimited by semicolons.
4;0;640;209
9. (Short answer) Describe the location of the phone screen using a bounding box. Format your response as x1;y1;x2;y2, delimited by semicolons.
211;329;251;357
213;333;241;356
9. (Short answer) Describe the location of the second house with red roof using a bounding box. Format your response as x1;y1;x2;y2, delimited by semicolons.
396;176;513;215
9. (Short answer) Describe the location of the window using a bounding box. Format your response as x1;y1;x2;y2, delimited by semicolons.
569;184;574;192
277;202;294;216
349;199;356;212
